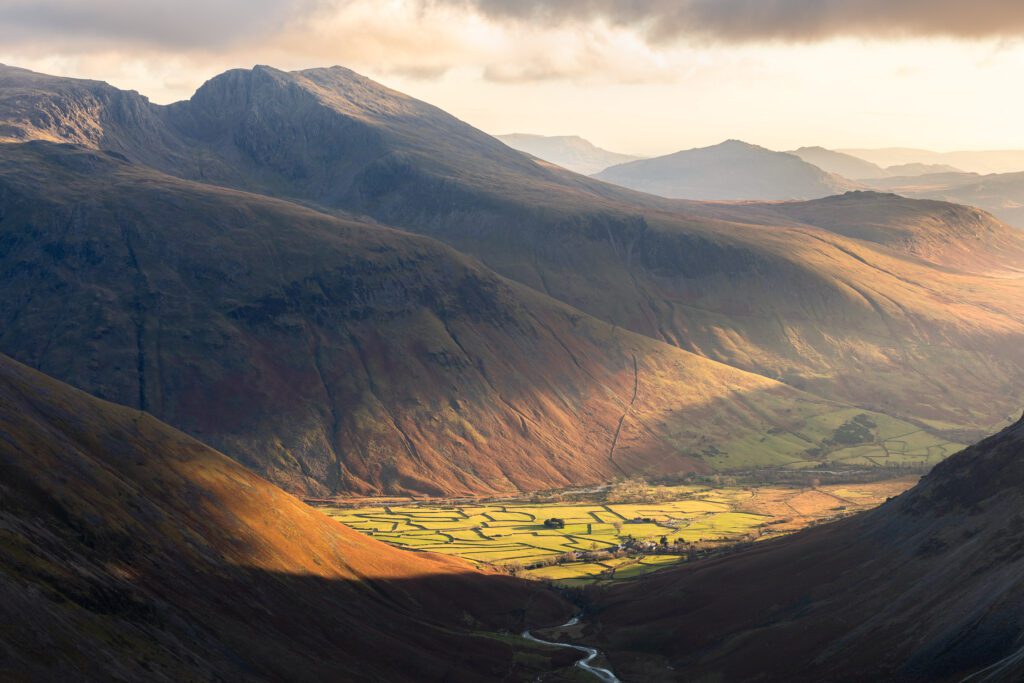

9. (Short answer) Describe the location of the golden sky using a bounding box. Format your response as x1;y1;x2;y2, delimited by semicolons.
3;0;1024;155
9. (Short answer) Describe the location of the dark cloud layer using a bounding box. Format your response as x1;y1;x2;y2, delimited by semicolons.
0;0;320;50
448;0;1024;42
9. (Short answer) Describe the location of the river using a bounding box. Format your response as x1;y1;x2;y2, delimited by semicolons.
522;616;621;683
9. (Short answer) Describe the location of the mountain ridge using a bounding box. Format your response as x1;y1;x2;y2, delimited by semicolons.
0;350;573;681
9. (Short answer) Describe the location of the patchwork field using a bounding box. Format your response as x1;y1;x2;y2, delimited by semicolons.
714;408;965;471
316;478;915;586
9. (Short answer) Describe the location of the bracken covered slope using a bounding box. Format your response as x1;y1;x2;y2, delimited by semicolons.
0;141;847;496
588;418;1024;681
0;352;575;682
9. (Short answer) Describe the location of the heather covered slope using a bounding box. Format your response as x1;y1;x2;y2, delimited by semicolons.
589;418;1024;681
0;141;852;496
0;352;573;682
5;64;1024;436
594;140;858;200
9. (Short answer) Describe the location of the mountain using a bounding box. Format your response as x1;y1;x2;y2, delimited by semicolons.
0;352;574;681
0;140;858;497
588;417;1024;681
864;171;1024;228
593;140;859;200
498;133;643;174
4;63;1024;441
840;147;1024;175
886;162;963;176
698;191;1024;271
789;146;888;179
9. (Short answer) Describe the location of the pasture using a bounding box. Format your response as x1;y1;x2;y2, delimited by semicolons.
317;478;914;585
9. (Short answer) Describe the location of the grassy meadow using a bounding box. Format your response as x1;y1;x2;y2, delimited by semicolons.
317;477;914;586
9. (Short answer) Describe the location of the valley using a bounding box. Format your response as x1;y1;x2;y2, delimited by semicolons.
317;475;917;587
3;13;1024;679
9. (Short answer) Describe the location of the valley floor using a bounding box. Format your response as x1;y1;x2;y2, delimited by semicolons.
312;477;916;586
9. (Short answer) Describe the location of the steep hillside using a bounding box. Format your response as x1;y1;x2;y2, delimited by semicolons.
789;146;887;179
498;133;642;174
0;352;574;681
588;418;1024;681
0;141;855;496
700;191;1024;271
4;64;1024;437
594;140;858;200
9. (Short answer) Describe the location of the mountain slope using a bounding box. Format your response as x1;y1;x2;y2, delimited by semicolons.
696;191;1024;271
789;146;888;179
0;352;574;681
4;64;1024;437
0;141;857;496
865;171;1024;228
594;140;858;200
588;418;1024;681
498;133;642;174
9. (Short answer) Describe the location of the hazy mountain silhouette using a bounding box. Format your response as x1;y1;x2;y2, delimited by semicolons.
498;133;643;174
594;140;859;200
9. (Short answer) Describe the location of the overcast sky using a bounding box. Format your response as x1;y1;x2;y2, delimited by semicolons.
3;0;1024;155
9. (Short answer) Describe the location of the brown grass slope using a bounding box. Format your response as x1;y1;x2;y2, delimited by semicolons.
864;171;1024;229
0;141;846;496
588;419;1024;682
4;63;1024;434
0;352;577;681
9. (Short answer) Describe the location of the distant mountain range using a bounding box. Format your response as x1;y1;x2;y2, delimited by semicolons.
3;63;1024;501
594;140;858;200
789;146;889;179
863;170;1024;228
497;133;642;174
838;147;1024;175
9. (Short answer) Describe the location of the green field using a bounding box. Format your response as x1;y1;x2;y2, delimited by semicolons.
713;408;964;470
316;478;912;585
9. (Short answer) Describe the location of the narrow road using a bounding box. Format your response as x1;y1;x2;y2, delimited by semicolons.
522;616;620;683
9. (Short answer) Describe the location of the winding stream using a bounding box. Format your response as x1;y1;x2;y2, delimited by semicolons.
522;616;621;683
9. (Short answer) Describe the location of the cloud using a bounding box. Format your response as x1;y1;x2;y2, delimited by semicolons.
0;0;322;50
442;0;1024;43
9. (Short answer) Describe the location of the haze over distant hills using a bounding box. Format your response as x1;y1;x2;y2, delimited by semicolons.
886;162;963;176
863;171;1024;228
840;147;1024;175
789;146;889;179
594;140;858;200
497;133;642;174
3;62;1024;496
